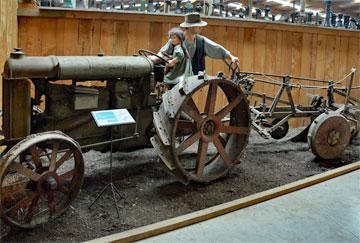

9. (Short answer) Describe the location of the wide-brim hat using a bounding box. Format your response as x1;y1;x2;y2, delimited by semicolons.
180;13;207;28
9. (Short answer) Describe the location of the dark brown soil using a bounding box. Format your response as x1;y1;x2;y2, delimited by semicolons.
1;129;359;242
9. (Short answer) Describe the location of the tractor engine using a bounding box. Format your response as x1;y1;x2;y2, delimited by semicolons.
2;48;156;150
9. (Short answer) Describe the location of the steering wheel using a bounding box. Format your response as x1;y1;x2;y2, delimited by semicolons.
139;49;169;64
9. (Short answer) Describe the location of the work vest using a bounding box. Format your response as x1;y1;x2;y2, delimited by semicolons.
192;35;206;75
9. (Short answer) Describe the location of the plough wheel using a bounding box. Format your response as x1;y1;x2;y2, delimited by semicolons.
270;118;289;140
152;76;250;183
308;113;351;160
0;131;84;229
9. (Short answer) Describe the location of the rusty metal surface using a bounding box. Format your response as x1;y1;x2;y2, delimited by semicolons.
178;74;206;96
236;69;359;146
57;56;153;80
291;124;312;142
73;86;99;110
0;131;84;229
150;135;190;185
153;105;172;146
162;88;186;119
308;113;351;160
152;75;251;183
2;50;156;150
3;50;153;81
338;105;360;139
2;54;58;80
2;79;31;140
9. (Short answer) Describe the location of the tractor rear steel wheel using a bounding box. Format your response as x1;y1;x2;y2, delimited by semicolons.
0;131;84;229
152;76;250;183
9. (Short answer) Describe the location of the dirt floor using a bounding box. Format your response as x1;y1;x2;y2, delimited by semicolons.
1;128;359;242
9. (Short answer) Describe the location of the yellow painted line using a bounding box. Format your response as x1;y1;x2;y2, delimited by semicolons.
86;161;360;243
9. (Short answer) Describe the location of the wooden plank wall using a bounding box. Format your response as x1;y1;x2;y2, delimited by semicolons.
0;0;18;108
17;9;360;127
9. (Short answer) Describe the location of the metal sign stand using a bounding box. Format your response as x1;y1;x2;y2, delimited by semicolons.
88;126;122;217
88;109;136;217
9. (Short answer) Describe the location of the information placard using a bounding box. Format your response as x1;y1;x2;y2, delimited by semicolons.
91;109;136;127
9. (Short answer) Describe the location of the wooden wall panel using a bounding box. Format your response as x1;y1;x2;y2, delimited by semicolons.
55;18;65;55
15;9;360;128
274;31;283;75
26;18;42;55
78;19;92;55
18;17;27;52
213;26;228;74
41;18;57;55
101;20;115;55
280;31;293;75
324;35;336;81
0;0;18;110
290;32;303;126
63;19;80;55
0;0;18;64
309;34;318;92
149;22;163;53
236;28;244;69
114;21;129;55
264;30;276;98
300;32;312;100
347;37;360;101
254;29;266;94
242;28;256;73
90;20;102;55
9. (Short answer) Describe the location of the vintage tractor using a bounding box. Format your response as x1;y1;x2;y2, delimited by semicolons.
0;48;250;228
1;48;358;229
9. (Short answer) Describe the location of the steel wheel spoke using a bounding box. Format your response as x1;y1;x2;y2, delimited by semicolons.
58;169;75;182
218;125;250;135
213;136;231;166
4;192;40;214
176;131;201;154
216;96;243;120
8;162;41;181
41;147;51;161
24;195;40;223
195;140;209;177
49;142;59;172
30;146;42;169
55;150;73;170
218;135;227;146
31;208;50;219
47;192;55;215
57;186;70;195
204;82;217;115
177;120;194;130
187;97;200;114
1;181;29;197
182;102;204;124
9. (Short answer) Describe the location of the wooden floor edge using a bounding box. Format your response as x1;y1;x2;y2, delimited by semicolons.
85;161;360;243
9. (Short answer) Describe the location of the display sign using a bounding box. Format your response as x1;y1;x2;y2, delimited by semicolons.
91;109;136;127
